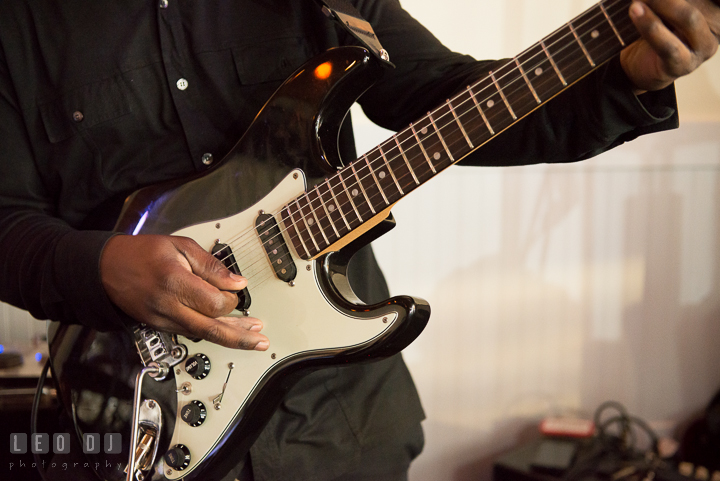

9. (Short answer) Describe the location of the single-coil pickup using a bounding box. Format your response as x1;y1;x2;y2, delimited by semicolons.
212;242;251;311
255;213;297;282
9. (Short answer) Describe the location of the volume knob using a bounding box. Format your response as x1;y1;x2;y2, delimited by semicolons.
181;400;207;427
185;353;211;380
164;444;191;471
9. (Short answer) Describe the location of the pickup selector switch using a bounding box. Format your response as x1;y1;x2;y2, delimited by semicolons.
164;444;191;470
185;353;211;379
181;400;207;427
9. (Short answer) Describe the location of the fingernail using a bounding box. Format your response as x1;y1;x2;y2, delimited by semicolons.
255;341;269;351
249;323;263;331
229;273;245;282
630;2;644;18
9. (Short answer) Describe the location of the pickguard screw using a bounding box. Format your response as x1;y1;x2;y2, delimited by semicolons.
215;223;221;229
306;265;311;271
293;173;299;179
166;469;173;476
176;368;181;375
147;400;156;409
271;353;277;360
259;209;265;215
288;281;295;287
383;317;388;323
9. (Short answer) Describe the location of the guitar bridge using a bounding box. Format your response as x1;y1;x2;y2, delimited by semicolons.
133;326;188;374
255;213;297;282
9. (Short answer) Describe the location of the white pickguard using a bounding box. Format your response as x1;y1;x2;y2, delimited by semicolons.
164;169;398;478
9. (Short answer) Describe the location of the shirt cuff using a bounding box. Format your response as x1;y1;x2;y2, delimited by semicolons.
52;229;135;332
593;56;678;140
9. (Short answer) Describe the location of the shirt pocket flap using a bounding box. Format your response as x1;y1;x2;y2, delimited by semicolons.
232;36;312;85
38;77;132;143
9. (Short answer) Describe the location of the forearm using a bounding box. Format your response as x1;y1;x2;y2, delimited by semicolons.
0;209;127;330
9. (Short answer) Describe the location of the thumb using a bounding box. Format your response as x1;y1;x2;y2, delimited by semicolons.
172;237;248;291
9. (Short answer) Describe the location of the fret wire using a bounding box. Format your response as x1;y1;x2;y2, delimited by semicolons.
394;134;420;185
364;155;389;205
315;185;340;238
428;112;454;161
338;170;364;221
600;1;625;46
295;1;628;237
228;1;631;269
514;57;541;104
298;197;320;252
449;0;623;137
308;190;330;245
326;178;351;230
378;145;404;194
350;163;375;214
489;70;517;120
410;122;437;174
569;21;595;66
446;99;474;148
539;39;567;86
467;87;495;135
286;203;311;258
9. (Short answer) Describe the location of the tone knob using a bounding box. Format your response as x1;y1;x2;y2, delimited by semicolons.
181;400;207;427
185;353;211;379
164;444;191;471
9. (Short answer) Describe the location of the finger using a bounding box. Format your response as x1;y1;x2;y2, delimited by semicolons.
640;0;717;63
167;308;269;350
167;265;241;318
631;1;696;76
172;236;248;292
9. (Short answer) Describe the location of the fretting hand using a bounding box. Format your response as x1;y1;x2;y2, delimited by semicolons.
620;0;720;93
100;234;269;350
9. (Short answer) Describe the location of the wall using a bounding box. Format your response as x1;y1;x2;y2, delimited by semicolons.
351;0;720;480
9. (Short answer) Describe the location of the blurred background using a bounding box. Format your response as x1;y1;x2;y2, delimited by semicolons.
2;0;719;480
351;0;720;479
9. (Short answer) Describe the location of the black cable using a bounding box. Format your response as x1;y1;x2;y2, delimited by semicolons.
564;401;662;481
31;358;51;481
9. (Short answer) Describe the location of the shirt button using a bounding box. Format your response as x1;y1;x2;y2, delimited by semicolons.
72;111;84;122
176;78;189;91
159;0;168;8
201;153;214;165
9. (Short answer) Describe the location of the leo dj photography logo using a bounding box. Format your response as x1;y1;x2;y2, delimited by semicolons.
8;433;124;474
9;433;122;455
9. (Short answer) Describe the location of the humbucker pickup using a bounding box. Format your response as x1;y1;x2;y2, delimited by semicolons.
255;213;297;283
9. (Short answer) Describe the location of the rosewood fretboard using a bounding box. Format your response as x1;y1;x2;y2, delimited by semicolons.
282;0;639;260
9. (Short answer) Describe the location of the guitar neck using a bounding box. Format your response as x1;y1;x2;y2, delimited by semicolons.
284;0;638;260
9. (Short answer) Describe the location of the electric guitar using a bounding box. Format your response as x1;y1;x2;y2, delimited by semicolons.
48;1;642;479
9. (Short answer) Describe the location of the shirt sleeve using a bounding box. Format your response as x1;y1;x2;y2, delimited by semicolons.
0;47;129;332
351;0;678;166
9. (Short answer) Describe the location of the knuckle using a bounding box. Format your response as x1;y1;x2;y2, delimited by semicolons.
683;5;703;30
235;336;255;350
202;323;226;344
207;294;233;318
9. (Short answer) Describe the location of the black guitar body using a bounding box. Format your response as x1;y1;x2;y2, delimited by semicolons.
48;47;431;481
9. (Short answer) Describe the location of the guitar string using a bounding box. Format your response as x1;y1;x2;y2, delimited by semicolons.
221;1;633;291
216;0;633;291
221;0;629;267
238;18;635;294
211;0;632;288
224;0;629;265
227;8;636;295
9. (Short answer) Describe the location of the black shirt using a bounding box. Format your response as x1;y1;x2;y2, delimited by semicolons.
0;0;677;479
